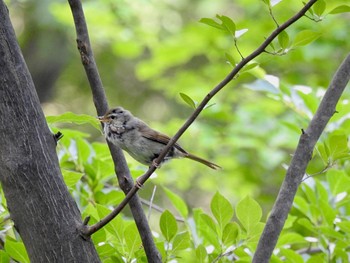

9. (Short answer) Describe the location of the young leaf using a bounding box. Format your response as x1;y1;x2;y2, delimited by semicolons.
210;192;234;231
199;18;224;30
216;15;236;35
236;196;262;233
163;187;188;219
160;210;178;242
292;30;321;47
179;93;196;109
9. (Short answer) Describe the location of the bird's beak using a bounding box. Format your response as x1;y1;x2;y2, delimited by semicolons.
98;116;109;123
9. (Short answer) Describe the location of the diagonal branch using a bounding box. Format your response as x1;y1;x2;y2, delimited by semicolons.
67;0;161;261
252;53;350;263
82;0;318;234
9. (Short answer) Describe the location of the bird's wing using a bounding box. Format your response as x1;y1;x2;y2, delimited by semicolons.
139;125;188;154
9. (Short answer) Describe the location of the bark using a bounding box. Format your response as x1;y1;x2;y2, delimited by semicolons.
0;1;100;262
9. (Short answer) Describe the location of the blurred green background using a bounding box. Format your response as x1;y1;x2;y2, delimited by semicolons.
6;0;350;214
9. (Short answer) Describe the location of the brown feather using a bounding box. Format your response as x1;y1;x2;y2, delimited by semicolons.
185;153;222;170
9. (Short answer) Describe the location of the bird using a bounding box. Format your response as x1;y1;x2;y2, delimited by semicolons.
98;107;221;170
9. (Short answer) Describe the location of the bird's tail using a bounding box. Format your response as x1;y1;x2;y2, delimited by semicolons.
185;153;221;170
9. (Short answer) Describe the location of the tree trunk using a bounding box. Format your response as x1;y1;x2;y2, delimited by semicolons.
0;1;100;262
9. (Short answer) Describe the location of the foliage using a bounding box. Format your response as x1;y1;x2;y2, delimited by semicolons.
1;0;350;262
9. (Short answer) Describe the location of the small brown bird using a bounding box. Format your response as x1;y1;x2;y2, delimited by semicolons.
98;107;221;170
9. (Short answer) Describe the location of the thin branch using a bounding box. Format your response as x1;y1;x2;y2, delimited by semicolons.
67;0;161;261
147;186;157;222
83;0;318;233
252;54;350;263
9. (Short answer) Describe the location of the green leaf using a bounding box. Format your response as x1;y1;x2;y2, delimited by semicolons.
4;237;29;263
195;245;207;263
211;192;234;231
62;169;83;187
327;133;349;160
163;187;188;219
293;196;310;216
179;93;196;109
301;183;317;204
279;248;304;263
336;221;350;233
46;112;101;131
236;196;262;232
292;30;321;47
216;15;236;35
277;233;306;247
160;210;178;241
0;251;10;263
329;5;350;14
222;222;239;246
312;0;326;16
124;223;142;256
278;30;290;49
327;169;350;195
172;231;191;252
199;18;224;30
200;213;218;234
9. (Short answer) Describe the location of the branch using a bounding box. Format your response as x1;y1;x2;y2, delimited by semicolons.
84;0;318;230
67;0;161;261
252;54;350;263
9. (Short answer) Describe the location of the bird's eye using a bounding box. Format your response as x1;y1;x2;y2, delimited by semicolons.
110;115;116;119
118;111;124;114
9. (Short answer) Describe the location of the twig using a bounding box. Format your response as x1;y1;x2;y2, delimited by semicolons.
147;186;157;222
67;0;161;261
252;54;350;263
81;0;318;235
